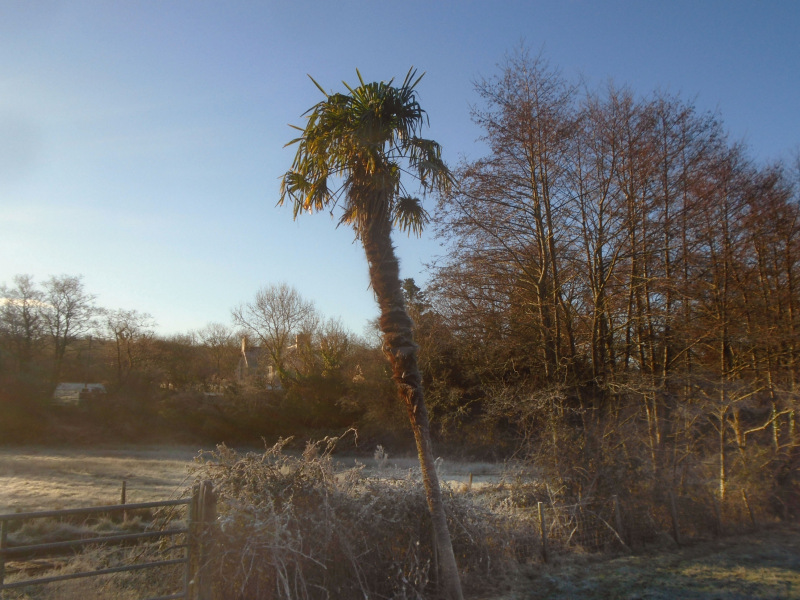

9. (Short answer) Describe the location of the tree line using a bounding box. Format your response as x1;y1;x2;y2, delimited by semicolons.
0;273;224;389
412;49;799;514
0;274;413;447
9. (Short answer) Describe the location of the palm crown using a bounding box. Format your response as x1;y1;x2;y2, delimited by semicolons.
280;69;451;237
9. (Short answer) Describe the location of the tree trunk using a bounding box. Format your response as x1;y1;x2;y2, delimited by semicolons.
361;213;464;600
719;403;727;502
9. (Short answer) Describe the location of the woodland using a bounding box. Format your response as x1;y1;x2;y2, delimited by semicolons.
2;48;799;532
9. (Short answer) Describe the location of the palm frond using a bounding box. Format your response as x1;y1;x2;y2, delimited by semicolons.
393;196;430;237
308;74;328;96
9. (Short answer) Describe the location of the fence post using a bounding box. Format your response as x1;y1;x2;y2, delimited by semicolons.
121;480;127;523
668;491;682;547
185;486;202;600
194;481;216;600
537;501;548;563
188;483;207;600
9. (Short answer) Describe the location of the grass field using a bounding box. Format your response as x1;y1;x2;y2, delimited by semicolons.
1;446;798;599
506;524;800;600
0;445;502;513
0;446;201;513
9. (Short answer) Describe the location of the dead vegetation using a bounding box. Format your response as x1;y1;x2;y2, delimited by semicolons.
2;509;186;600
188;433;526;600
2;441;798;599
3;544;184;600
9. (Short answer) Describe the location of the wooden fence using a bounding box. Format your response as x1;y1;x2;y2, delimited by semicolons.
0;481;216;600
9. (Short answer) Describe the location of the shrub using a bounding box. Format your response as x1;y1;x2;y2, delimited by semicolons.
189;433;519;599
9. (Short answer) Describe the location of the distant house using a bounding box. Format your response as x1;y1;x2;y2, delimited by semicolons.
52;383;107;407
236;338;280;388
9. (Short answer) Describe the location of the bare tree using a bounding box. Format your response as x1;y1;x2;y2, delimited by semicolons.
231;283;318;384
41;275;97;382
0;274;46;374
435;47;578;384
317;318;351;378
197;322;238;380
103;308;156;385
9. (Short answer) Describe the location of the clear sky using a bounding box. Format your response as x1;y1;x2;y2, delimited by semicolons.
1;1;798;337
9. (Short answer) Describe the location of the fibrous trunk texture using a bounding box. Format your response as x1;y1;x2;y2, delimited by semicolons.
361;213;464;600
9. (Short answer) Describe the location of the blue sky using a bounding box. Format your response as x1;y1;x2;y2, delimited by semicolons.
1;1;798;337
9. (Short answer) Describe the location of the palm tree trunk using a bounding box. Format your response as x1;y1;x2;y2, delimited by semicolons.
362;213;464;600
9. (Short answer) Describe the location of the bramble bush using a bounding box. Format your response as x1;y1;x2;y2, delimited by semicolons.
189;433;523;599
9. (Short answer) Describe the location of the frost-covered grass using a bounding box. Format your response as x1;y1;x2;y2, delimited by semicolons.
0;445;505;513
2;542;185;600
4;445;795;599
0;446;202;513
504;524;800;600
0;442;514;600
188;438;521;599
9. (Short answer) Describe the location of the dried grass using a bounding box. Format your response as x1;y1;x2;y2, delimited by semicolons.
189;433;521;599
3;542;184;600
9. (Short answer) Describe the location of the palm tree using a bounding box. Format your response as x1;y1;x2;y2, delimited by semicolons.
280;69;463;600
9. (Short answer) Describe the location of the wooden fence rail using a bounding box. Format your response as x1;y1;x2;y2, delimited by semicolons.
0;482;216;600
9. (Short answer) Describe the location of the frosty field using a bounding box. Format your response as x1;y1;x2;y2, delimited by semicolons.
0;445;502;513
0;446;201;513
1;446;798;599
508;524;800;600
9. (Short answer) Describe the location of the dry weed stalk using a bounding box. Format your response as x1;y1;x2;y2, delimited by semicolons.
189;433;518;599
